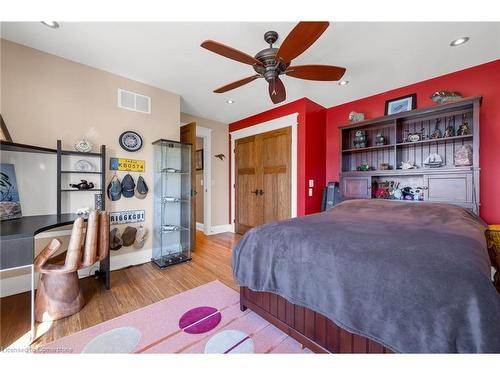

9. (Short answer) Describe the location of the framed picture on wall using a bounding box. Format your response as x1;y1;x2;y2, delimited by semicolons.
384;94;417;115
195;149;204;171
0;163;22;220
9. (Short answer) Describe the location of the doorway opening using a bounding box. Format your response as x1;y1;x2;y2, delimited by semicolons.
196;126;212;235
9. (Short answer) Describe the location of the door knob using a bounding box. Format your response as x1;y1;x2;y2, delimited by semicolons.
258;190;264;195
251;190;259;195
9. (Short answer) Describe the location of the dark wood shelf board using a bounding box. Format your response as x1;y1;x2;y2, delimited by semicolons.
60;150;102;157
342;144;394;153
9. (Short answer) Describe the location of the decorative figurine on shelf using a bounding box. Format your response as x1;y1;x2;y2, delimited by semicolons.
423;153;443;168
70;180;95;190
400;161;417;170
444;125;455;138
357;163;371;171
457;114;471;136
407;132;421;142
379;163;391;170
430;91;463;104
444;116;455;137
454;144;473;166
431;119;442;139
375;133;385;146
348;111;365;123
74;139;93;153
353;130;367;148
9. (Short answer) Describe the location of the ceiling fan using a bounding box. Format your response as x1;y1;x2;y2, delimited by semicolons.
200;22;346;104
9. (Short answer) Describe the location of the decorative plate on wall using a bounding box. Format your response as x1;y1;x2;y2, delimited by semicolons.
119;131;143;152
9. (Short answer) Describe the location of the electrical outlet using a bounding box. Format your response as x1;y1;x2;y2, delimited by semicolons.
308;188;313;197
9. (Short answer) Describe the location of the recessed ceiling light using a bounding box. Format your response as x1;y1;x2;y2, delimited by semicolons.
338;80;349;86
41;21;60;29
450;37;469;47
226;99;235;104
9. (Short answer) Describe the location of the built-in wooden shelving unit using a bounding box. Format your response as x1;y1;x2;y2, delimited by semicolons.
338;96;481;214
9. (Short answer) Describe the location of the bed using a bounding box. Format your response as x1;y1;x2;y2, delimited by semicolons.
232;199;500;353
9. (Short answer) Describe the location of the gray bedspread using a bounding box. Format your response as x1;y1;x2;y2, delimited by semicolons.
232;199;500;353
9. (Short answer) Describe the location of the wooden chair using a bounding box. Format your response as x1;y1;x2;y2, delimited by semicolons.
34;211;109;322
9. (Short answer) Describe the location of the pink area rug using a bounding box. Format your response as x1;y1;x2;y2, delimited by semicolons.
41;280;312;354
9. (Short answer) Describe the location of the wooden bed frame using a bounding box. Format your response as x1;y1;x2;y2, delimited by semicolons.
240;286;392;353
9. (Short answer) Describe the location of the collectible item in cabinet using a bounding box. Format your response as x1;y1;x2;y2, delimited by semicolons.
457;114;471;136
69;179;95;190
430;91;463;104
348;111;365;122
375;133;385;146
353;130;367;149
74;139;93;153
454;145;473;166
423;153;443;168
0;163;22;220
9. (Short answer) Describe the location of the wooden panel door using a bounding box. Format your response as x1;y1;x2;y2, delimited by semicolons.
180;122;196;251
235;127;291;235
235;135;262;234
261;127;291;224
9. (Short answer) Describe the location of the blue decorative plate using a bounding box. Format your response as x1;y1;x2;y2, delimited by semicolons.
119;131;143;152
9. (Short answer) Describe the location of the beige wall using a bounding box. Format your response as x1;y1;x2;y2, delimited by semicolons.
180;113;229;227
1;40;180;278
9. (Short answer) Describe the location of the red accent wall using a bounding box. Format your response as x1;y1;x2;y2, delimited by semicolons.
326;59;500;223
228;98;326;219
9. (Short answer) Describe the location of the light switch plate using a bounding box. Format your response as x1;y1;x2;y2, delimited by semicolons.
308;188;313;197
309;179;314;188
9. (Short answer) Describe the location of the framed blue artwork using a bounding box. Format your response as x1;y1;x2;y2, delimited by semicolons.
0;163;22;220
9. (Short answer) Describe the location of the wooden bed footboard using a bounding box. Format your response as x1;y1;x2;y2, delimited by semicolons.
240;286;392;354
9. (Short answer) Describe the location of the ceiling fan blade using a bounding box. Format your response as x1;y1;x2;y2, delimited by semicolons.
286;64;346;81
213;75;261;93
201;40;263;66
268;77;286;104
275;22;329;64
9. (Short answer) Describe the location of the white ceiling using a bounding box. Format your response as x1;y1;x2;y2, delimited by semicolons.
1;22;499;124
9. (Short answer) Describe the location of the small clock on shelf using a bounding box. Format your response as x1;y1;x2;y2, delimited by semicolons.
119;131;143;152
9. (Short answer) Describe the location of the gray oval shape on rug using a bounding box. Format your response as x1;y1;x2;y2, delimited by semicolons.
82;327;141;353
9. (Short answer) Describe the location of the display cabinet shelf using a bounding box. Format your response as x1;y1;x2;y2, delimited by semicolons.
152;139;192;269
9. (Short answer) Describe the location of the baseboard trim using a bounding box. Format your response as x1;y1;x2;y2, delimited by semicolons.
206;224;233;235
0;248;152;298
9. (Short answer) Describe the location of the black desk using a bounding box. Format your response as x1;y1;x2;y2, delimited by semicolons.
1;214;77;269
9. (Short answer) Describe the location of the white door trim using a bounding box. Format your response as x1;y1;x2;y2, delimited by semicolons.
230;113;299;231
196;125;213;235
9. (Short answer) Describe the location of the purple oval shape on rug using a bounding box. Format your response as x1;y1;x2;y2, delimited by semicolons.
179;306;222;334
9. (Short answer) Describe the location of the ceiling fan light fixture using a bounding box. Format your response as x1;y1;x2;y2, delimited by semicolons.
226;99;235;104
41;21;60;29
338;80;349;86
450;37;469;47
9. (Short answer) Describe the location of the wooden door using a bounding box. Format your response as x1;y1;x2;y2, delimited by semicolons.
234;127;291;235
235;135;261;234
180;122;196;251
261;127;291;224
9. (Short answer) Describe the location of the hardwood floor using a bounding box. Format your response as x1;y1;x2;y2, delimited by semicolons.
0;231;240;349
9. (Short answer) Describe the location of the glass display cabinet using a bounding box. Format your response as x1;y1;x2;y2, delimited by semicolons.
152;139;192;268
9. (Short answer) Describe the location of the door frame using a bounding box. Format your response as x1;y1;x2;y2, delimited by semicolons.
230;113;299;232
196;125;213;235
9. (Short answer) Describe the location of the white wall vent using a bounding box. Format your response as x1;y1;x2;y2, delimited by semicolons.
117;88;151;114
